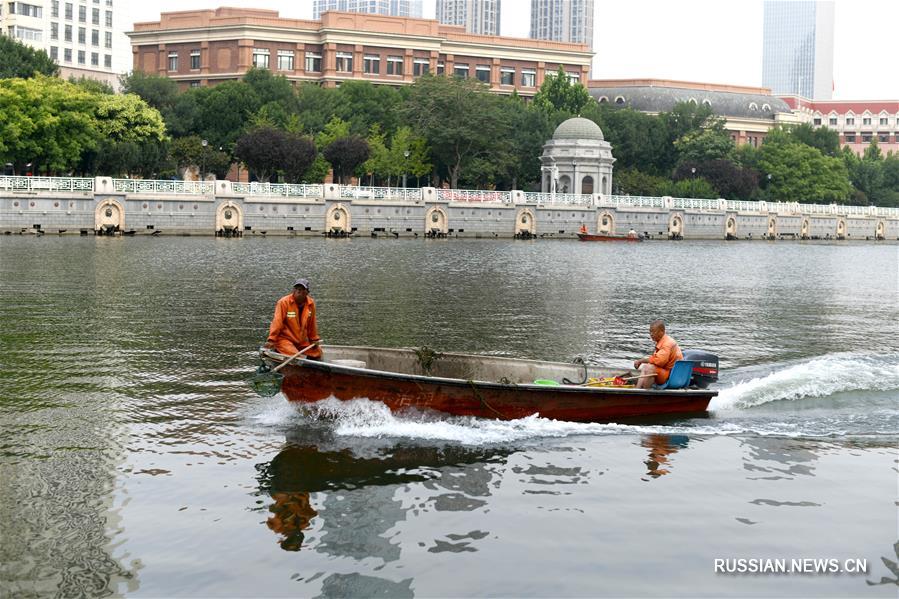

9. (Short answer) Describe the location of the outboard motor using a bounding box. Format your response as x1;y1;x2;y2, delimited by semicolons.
681;349;719;389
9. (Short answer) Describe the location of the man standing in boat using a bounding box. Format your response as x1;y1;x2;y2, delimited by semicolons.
264;278;323;360
633;320;682;389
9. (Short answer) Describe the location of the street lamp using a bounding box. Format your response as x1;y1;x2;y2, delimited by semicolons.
690;166;696;198
402;150;410;188
201;139;208;181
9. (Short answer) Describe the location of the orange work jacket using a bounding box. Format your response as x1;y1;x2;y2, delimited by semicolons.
266;294;322;359
648;334;683;383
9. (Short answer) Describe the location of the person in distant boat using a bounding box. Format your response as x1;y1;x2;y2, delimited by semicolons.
579;224;588;234
633;320;683;389
627;228;638;239
264;278;323;360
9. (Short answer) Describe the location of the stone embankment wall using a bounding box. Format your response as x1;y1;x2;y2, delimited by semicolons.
1;177;897;241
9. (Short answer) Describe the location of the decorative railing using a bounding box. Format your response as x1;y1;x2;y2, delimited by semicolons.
440;189;512;203
0;176;94;192
113;179;214;195
2;175;899;217
232;182;323;198
340;186;421;201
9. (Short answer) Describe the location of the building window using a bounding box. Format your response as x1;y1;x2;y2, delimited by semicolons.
413;59;428;76
861;133;872;143
304;52;321;72
475;65;490;83
845;134;856;143
50;22;58;40
64;2;71;19
846;117;855;125
813;117;821;125
92;7;99;24
78;4;85;21
91;29;98;46
436;62;444;75
50;46;58;60
77;50;85;64
454;63;469;78
63;47;71;62
829;117;837;126
387;55;403;76
879;133;889;142
702;99;712;107
277;50;294;71
78;27;85;44
168;51;177;71
521;69;535;87
252;48;270;69
879;117;888;126
749;102;758;111
9;2;43;17
64;24;72;41
567;72;580;83
189;81;200;88
335;52;352;73
615;95;626;105
188;50;200;70
862;117;871;125
91;52;98;66
762;103;771;111
500;68;515;85
105;10;111;27
363;54;380;74
51;0;58;17
104;54;111;68
104;31;111;48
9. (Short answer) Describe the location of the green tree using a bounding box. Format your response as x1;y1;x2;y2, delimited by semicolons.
657;177;718;199
611;168;670;196
361;124;390;185
787;123;841;157
532;66;592;114
120;71;181;125
758;135;851;203
0;36;58;79
191;81;261;149
333;81;401;135
388;126;430;186
674;127;736;164
323;136;370;184
582;103;669;175
233;127;283;182
401;75;509;188
94;93;167;142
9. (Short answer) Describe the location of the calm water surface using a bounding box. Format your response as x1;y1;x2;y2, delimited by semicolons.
1;237;897;597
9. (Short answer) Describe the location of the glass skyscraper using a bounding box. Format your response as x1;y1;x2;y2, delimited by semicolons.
762;1;835;99
313;0;423;19
436;0;501;36
529;0;594;48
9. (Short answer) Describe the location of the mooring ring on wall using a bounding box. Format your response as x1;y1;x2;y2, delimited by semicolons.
668;213;683;238
94;199;124;232
425;206;448;236
216;201;243;232
836;218;846;238
767;217;777;238
875;220;885;240
800;218;810;238
515;208;536;235
726;216;737;239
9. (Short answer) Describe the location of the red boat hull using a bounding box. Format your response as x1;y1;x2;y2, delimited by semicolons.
577;233;642;242
278;360;714;423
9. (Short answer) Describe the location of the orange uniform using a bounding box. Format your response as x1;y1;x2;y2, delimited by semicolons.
266;294;322;359
647;334;683;384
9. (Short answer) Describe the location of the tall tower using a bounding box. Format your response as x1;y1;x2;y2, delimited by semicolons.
762;1;835;99
0;0;130;87
435;0;501;36
529;0;594;47
313;1;423;19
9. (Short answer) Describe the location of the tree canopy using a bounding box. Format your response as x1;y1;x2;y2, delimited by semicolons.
0;36;58;79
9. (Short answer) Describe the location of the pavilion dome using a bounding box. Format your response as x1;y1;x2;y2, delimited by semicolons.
552;117;604;141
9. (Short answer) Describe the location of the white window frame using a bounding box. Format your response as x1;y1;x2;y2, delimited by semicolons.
363;54;380;75
453;63;469;78
305;52;322;72
413;58;429;76
475;65;490;83
500;68;515;85
252;48;270;69
387;55;403;76
335;51;353;73
190;49;201;70
277;50;294;71
168;51;178;72
521;69;536;87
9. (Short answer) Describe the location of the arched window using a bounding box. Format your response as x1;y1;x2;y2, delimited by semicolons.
749;102;758;111
614;96;625;105
702;99;712;107
762;103;771;111
598;96;609;103
582;175;594;195
689;98;698;105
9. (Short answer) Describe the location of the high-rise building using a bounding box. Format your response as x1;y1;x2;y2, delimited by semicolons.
1;0;131;87
529;0;593;48
313;0;423;19
762;0;835;99
435;0;500;36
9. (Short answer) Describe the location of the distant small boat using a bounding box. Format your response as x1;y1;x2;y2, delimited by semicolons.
261;345;718;423
577;232;643;242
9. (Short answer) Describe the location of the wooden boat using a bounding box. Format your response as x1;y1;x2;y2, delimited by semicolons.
577;232;643;242
261;345;717;423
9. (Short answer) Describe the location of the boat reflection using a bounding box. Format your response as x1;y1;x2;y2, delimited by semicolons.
255;431;513;552
641;434;690;479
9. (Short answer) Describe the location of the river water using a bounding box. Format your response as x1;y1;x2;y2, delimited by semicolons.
1;236;897;597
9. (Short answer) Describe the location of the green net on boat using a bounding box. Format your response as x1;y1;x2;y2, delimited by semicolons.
248;363;284;397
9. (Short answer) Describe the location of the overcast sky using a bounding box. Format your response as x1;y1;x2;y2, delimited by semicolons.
128;0;899;100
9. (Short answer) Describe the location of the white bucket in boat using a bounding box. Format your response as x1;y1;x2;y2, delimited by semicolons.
331;359;367;369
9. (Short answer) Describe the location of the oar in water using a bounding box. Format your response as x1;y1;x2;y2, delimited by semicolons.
249;343;318;397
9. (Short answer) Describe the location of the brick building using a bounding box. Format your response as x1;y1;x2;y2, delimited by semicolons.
781;97;899;156
127;8;593;97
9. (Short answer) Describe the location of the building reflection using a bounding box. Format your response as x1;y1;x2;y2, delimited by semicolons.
255;430;512;553
641;434;691;479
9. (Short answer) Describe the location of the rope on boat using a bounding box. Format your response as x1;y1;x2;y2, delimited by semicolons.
467;380;506;419
562;356;588;385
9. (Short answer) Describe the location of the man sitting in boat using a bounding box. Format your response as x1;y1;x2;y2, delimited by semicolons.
627;229;638;239
632;320;682;389
264;278;323;360
579;224;588;234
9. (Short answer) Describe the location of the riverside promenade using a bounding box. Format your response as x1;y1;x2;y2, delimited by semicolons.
1;176;896;240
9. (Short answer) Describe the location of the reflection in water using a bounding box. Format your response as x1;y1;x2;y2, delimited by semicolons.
867;541;899;587
641;434;690;479
740;437;820;480
255;431;512;554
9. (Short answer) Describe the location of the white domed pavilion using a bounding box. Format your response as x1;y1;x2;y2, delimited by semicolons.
540;117;615;195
